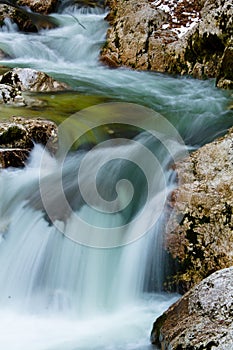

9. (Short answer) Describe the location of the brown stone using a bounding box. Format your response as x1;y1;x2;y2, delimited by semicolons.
101;0;233;87
165;128;233;292
216;44;233;89
0;1;59;32
0;148;30;168
0;116;58;168
18;0;58;14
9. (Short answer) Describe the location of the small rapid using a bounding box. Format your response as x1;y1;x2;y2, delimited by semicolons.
0;6;231;147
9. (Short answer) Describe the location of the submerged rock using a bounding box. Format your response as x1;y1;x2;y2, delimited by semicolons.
151;267;233;350
101;0;233;87
165;128;233;293
0;116;58;168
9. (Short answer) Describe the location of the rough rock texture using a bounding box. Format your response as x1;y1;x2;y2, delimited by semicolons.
0;148;30;168
165;128;233;293
0;116;58;167
18;0;58;14
0;68;68;106
101;0;233;87
0;1;59;32
0;68;68;92
216;44;233;89
102;0;170;69
151;267;233;350
0;83;24;105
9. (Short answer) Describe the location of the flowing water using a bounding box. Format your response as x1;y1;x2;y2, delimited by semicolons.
0;2;232;350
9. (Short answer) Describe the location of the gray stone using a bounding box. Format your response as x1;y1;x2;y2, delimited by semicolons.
0;68;68;92
0;83;25;105
151;267;233;350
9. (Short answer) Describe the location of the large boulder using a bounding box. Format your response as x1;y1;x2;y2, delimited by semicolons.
165;128;233;293
151;267;233;350
101;0;170;69
101;0;233;87
0;116;58;168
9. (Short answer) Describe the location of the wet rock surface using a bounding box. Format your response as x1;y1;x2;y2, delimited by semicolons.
165;128;233;292
18;0;58;14
0;116;58;168
0;1;59;32
101;0;233;87
0;68;68;106
151;267;233;350
1;68;68;92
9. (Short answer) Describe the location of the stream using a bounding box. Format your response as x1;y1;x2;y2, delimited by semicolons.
0;2;232;350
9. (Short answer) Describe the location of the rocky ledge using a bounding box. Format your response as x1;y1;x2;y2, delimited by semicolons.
101;0;233;88
151;267;233;350
165;128;233;293
0;116;58;168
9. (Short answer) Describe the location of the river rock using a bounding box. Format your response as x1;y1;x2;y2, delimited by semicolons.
18;0;58;14
0;148;30;168
151;267;233;350
0;116;58;168
0;83;25;105
0;1;59;32
165;128;233;293
0;68;68;92
101;0;233;87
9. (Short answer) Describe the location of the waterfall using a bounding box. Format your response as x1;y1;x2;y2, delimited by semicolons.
0;3;232;350
0;127;182;349
0;119;183;309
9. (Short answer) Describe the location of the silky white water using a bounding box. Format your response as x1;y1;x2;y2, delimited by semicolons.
0;2;232;349
0;137;180;349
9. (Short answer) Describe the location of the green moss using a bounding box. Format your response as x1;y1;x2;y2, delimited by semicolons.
0;91;108;123
185;32;225;65
0;125;25;145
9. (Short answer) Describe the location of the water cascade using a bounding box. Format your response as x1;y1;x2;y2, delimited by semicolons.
0;2;232;349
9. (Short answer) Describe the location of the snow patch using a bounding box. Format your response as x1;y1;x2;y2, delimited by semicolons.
153;0;200;38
